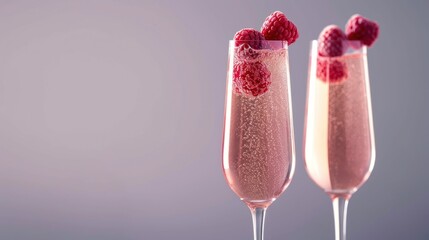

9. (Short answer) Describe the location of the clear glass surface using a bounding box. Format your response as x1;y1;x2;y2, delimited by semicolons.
303;40;376;240
222;40;296;240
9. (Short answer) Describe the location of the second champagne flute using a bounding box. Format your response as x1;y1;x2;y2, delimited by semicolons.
303;39;376;240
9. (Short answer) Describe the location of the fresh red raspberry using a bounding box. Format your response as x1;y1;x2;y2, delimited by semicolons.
318;25;346;57
345;14;379;47
261;11;299;45
233;61;271;97
234;28;267;50
316;58;348;83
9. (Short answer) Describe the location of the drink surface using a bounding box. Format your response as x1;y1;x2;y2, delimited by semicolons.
304;52;375;197
223;48;294;208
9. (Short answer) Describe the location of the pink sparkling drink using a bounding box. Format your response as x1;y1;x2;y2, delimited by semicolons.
304;40;376;199
222;41;295;209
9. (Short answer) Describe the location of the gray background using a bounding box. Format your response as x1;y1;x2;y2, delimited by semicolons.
0;0;428;239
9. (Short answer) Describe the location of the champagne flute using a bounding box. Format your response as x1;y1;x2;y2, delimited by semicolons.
303;40;376;240
222;40;295;240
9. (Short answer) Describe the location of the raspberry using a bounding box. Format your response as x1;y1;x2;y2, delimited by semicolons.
316;58;348;83
235;43;260;60
318;25;346;57
345;14;379;47
234;28;267;50
233;61;271;97
261;11;299;45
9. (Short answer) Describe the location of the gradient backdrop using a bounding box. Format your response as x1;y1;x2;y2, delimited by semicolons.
0;0;428;239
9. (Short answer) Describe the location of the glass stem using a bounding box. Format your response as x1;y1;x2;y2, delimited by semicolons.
332;197;349;240
250;207;267;240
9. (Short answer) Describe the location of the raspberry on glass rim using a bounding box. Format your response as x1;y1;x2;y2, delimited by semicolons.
234;28;267;50
318;25;346;57
261;11;299;45
346;14;379;47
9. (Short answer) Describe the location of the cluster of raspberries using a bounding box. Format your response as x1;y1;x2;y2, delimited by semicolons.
232;11;298;97
317;14;379;82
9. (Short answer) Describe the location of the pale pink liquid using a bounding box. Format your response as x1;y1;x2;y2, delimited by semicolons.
304;52;375;198
222;48;295;208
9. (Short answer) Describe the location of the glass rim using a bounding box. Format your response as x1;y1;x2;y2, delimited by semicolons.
310;39;367;55
229;39;289;42
229;40;289;49
310;39;365;44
